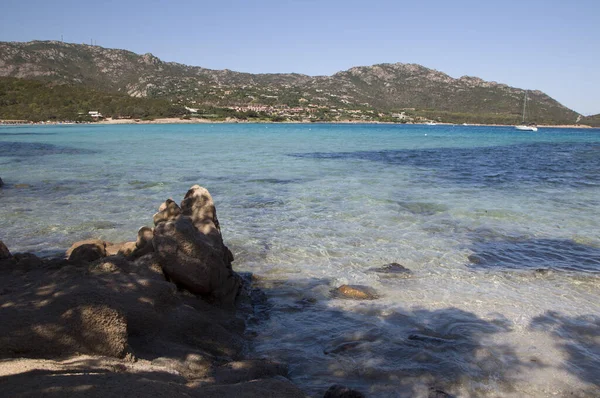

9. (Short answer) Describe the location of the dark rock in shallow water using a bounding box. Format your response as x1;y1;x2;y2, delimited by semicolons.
0;177;3;187
323;341;364;355
467;254;483;264
0;240;11;259
324;384;365;398
534;268;553;276
428;387;455;398
153;185;241;305
333;285;379;300
67;239;107;263
370;262;412;276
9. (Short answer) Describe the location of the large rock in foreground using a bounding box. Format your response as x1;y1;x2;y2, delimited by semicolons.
153;185;241;305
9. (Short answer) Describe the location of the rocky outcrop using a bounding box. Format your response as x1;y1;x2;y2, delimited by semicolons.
0;186;311;396
0;236;304;396
0;177;3;187
153;185;241;305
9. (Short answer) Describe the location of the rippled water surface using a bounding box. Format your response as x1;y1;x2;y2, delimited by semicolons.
1;123;600;396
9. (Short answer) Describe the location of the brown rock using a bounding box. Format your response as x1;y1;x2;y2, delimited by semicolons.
67;239;107;263
132;253;165;279
131;226;154;258
13;252;43;269
333;285;379;300
106;241;137;256
153;199;181;226
136;226;154;248
0;240;11;259
153;186;241;305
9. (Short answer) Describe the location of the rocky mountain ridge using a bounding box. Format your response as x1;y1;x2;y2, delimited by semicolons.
0;40;582;124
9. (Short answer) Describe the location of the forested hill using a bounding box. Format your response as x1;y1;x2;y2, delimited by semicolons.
0;40;582;124
581;114;600;127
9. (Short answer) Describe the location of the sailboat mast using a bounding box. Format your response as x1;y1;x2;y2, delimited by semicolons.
522;91;527;123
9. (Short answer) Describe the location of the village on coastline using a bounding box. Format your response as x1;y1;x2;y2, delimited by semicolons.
0;106;594;128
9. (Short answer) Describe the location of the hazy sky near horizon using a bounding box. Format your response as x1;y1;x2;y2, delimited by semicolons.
1;0;599;115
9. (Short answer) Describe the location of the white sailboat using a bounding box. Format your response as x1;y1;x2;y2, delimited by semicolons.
515;90;538;131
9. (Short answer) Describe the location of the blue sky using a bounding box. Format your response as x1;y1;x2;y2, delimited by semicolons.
1;0;599;115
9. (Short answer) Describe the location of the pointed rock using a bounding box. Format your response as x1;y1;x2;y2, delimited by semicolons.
153;186;241;305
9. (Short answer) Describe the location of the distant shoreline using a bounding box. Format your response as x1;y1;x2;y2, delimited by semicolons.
1;118;596;129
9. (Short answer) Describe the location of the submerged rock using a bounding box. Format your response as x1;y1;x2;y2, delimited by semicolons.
0;240;11;259
534;268;553;276
153;185;241;305
0;177;3;187
324;384;366;398
370;262;412;276
333;285;379;300
428;387;454;398
467;254;483;264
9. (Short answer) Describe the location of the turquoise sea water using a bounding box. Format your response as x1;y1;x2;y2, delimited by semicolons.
1;123;600;396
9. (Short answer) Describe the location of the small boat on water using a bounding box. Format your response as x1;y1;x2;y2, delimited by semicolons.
516;124;538;132
515;90;538;132
425;121;437;126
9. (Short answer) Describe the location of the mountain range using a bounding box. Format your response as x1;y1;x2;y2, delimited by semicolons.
0;40;596;125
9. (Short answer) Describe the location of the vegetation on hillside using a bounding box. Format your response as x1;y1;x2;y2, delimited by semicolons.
0;77;185;121
581;114;600;127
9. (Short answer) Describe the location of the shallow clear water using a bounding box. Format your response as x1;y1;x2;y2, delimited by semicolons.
1;123;600;396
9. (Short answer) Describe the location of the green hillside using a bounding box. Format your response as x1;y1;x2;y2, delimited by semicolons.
0;77;185;121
